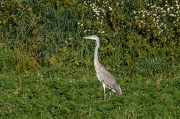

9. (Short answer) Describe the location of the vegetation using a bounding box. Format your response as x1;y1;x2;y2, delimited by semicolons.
0;0;180;118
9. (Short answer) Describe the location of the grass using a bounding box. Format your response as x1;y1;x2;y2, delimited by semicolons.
0;66;179;119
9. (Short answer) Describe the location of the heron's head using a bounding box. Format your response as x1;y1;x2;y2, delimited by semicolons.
83;35;99;40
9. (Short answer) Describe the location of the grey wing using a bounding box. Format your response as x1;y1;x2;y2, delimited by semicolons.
97;64;122;94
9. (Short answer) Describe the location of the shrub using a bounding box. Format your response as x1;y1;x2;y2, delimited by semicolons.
0;0;179;74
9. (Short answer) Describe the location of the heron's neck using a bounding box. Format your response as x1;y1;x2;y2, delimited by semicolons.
94;39;100;66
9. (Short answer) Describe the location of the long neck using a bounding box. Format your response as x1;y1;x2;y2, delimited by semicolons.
94;38;100;67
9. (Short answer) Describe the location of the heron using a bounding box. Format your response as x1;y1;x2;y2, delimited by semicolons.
83;35;122;100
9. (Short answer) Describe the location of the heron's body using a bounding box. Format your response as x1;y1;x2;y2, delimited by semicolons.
83;35;122;99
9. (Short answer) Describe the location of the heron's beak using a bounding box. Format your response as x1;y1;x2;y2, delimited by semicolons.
83;36;94;40
83;36;91;39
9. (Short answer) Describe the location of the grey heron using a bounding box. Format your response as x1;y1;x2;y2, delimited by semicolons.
83;35;122;100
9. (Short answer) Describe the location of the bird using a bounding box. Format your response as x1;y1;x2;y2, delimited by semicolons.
83;35;122;100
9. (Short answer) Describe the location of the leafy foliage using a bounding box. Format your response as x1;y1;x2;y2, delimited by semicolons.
0;0;180;72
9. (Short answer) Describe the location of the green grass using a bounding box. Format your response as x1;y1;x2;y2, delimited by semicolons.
0;66;179;119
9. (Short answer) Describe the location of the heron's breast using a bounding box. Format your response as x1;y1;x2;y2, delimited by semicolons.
96;73;102;82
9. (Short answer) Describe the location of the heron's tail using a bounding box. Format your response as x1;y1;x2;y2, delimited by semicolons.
116;85;122;95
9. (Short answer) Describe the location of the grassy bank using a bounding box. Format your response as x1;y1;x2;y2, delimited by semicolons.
0;66;180;118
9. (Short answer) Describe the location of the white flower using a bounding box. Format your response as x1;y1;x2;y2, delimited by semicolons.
160;23;163;26
175;0;178;4
109;7;112;11
177;5;179;9
101;31;105;33
153;14;157;16
142;14;145;17
177;18;179;21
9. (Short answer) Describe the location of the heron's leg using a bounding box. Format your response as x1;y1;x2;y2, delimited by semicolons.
109;90;112;99
102;83;106;100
